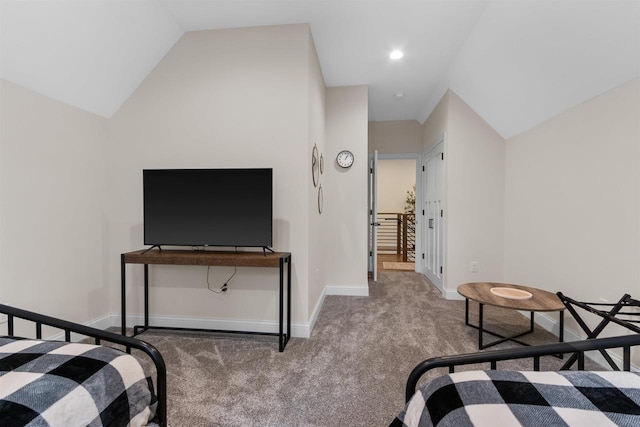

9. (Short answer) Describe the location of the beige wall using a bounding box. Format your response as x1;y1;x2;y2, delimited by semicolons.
307;32;327;320
0;80;109;328
325;85;369;293
446;91;505;293
421;90;505;295
369;120;422;154
422;92;450;153
419;79;639;365
504;78;640;348
377;159;416;213
106;25;314;332
0;24;369;338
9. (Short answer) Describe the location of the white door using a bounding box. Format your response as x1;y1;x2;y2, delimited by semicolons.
422;143;444;289
368;151;379;281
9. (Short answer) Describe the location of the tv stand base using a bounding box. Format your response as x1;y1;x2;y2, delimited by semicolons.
133;325;284;341
121;249;291;351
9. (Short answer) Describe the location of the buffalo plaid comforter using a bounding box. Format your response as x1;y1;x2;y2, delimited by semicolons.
392;370;640;427
0;337;157;427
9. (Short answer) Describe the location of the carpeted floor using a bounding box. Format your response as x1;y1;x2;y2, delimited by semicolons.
132;271;588;427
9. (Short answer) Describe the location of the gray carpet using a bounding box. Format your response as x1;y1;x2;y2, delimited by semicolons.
132;271;589;426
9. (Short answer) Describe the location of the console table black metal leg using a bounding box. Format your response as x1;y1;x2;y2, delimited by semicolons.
121;254;126;336
277;254;292;352
478;303;484;348
279;257;284;352
132;264;150;337
287;255;291;346
144;264;149;331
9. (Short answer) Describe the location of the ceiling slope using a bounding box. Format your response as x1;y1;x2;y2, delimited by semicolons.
419;0;640;138
158;0;488;122
1;1;638;138
0;0;183;117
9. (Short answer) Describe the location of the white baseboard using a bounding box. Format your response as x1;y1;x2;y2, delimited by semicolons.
307;287;327;338
420;271;461;300
108;283;369;340
112;313;312;339
521;310;639;372
43;295;638;372
304;284;369;337
46;284;369;343
443;288;464;300
325;285;370;296
525;310;569;341
47;313;113;342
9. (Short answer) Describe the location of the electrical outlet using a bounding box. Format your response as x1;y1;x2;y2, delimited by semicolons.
470;261;478;273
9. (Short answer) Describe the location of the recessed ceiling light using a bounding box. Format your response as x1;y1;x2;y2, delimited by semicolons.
394;92;405;99
389;50;404;60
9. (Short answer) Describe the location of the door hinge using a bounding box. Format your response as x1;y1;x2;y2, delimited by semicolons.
422;209;425;215
370;167;373;173
422;165;425;171
441;153;444;160
369;251;373;257
440;266;443;274
440;209;443;217
422;253;425;260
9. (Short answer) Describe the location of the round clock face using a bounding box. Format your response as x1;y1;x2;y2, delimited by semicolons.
336;150;354;168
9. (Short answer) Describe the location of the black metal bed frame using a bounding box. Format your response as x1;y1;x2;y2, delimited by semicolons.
0;303;167;427
556;292;640;370
405;333;640;402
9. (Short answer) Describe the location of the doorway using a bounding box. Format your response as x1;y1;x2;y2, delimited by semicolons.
371;155;418;274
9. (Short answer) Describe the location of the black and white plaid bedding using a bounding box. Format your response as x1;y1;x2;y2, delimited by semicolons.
0;337;157;427
392;370;640;427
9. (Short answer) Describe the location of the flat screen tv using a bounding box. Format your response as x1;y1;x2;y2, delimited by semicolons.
143;168;272;248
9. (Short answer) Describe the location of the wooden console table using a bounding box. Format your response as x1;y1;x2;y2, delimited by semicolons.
121;249;291;351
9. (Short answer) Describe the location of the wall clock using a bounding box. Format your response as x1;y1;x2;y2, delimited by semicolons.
336;150;354;168
312;144;319;187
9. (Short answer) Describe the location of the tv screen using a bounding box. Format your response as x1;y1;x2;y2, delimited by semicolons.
143;168;273;248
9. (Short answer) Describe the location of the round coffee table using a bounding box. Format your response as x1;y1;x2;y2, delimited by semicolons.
458;282;565;350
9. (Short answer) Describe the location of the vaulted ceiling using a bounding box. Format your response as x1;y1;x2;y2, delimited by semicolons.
1;1;638;138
